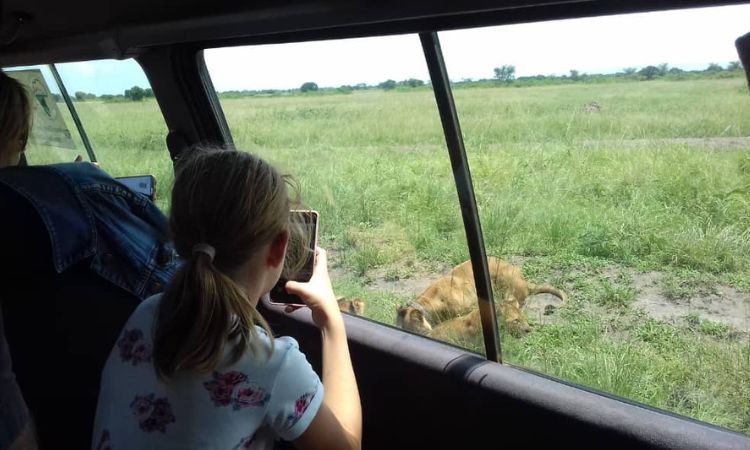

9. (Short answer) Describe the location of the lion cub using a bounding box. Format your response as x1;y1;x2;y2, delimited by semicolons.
429;309;482;342
396;257;566;337
337;297;365;316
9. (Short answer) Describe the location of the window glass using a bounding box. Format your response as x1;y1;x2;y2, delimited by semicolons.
205;37;485;354
440;4;750;434
6;65;86;165
5;60;172;209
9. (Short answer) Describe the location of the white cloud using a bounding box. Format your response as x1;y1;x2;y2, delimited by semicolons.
205;34;428;90
73;61;97;77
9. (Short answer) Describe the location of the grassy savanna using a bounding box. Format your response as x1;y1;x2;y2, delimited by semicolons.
29;77;750;433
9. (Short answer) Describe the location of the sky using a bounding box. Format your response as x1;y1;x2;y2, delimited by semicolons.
17;3;750;95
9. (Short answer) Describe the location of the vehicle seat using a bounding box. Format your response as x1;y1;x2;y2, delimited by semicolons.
0;182;141;449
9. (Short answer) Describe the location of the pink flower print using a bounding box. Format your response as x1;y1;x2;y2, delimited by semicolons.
203;371;250;407
96;429;112;450
151;398;176;429
233;434;256;450
221;371;247;386
117;329;151;365
203;379;234;407
285;391;316;428
132;342;150;362
233;385;270;410
130;394;175;433
130;394;154;421
295;392;313;417
118;337;133;361
232;434;255;450
140;418;160;433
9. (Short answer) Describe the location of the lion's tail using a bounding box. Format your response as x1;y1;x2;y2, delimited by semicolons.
528;284;567;302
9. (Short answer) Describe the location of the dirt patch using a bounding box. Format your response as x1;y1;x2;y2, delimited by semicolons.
525;293;566;325
584;267;750;333
633;273;750;333
363;266;443;298
328;247;449;298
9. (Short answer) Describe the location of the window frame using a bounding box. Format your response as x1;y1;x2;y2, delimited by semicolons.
197;32;505;361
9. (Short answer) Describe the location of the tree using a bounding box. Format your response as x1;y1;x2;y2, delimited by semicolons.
638;65;660;80
300;82;318;92
124;85;145;101
378;79;396;90
493;65;516;83
728;61;742;71
706;63;724;72
74;91;95;101
622;67;637;76
657;63;669;77
403;78;424;88
569;69;580;81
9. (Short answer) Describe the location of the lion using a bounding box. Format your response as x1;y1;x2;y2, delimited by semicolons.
337;297;365;316
396;256;566;337
429;309;482;342
429;305;528;342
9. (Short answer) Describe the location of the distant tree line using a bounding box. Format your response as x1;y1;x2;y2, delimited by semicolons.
377;78;425;90
215;78;429;99
216;61;743;98
485;61;743;87
70;86;154;102
62;61;743;102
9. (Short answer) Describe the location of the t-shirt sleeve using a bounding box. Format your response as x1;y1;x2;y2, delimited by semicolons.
266;338;324;442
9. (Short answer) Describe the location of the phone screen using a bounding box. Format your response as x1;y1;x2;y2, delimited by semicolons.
269;210;319;304
116;175;156;201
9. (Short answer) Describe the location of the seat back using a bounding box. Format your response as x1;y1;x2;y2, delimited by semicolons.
0;183;141;449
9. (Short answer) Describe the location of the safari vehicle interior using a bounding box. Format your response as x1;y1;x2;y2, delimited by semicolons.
1;0;749;448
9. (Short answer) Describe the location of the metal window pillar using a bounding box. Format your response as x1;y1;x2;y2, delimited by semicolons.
49;64;97;163
420;32;502;362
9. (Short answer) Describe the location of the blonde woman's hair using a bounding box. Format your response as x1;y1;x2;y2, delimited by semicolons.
0;71;32;160
153;148;305;379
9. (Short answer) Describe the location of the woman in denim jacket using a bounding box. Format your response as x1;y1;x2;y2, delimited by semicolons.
0;70;178;449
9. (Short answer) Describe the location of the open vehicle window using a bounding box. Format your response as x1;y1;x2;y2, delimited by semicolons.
205;37;486;355
439;4;750;434
6;66;84;165
5;60;171;208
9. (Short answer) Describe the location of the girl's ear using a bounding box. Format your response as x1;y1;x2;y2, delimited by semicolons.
267;230;289;268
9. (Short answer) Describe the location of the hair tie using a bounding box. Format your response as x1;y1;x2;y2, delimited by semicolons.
192;243;216;261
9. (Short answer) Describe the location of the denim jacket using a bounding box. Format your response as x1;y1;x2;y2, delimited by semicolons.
0;162;177;299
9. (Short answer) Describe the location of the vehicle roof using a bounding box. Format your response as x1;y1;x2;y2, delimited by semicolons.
1;0;747;65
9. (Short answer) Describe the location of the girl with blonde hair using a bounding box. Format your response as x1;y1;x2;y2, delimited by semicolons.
93;149;361;450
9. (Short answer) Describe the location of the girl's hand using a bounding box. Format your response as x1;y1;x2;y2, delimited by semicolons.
284;247;343;330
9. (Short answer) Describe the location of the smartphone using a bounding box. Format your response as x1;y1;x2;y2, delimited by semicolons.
269;210;319;304
116;175;157;201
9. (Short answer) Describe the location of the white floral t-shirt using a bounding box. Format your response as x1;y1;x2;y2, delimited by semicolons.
92;295;324;450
